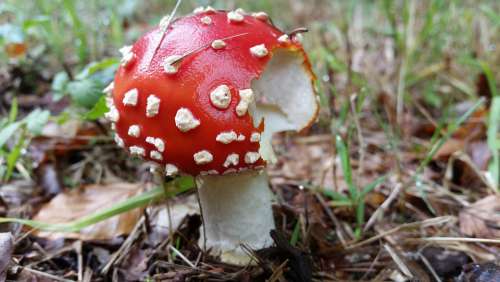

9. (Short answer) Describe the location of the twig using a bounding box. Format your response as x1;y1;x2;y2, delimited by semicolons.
346;216;455;250
195;185;207;258
287;27;308;37
418;253;442;282
101;216;145;275
171;32;249;65
363;183;401;232
169;245;196;268
384;244;413;278
314;193;348;246
20;267;75;282
149;0;183;65
417;237;500;244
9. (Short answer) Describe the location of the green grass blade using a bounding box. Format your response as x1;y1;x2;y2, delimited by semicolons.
361;176;386;197
413;98;485;213
0;179;194;232
323;190;350;202
478;61;498;98
4;131;25;182
335;135;357;199
290;220;300;246
415;98;485;174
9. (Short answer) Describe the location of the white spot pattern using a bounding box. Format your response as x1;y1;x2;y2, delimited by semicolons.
209;85;231;109
129;146;145;156
146;95;161;117
128;125;140;137
175;108;200;132
200;16;212;25
165;164;178;176
278;34;290;43
163;55;182;74
114;134;124;147
194;150;213;165
211;39;226;50
250;44;268;58
150;150;163;161
250;132;261;142
223;153;239;168
252;12;268;21
236;89;254;116
123;88;138;106
227;11;244;22
146;137;165;152
119;45;134;67
216;131;237;144
244;152;260;164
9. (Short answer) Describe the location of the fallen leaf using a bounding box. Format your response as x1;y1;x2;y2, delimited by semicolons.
459;195;500;239
0;232;14;281
33;183;144;240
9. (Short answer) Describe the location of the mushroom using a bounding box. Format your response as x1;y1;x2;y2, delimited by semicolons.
106;7;318;265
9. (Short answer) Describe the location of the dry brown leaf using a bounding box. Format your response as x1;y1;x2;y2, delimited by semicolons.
33;183;144;240
434;138;465;160
459;195;500;239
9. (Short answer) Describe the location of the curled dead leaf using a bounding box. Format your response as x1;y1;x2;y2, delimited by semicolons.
33;183;144;240
459;195;500;239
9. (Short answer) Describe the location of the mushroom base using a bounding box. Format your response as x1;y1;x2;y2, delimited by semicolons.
196;170;275;265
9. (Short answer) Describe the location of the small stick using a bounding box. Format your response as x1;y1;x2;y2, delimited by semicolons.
169;245;196;268
288;27;309;37
149;0;183;65
171;32;250;66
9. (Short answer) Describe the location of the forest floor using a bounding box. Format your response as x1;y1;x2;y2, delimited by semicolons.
0;0;499;281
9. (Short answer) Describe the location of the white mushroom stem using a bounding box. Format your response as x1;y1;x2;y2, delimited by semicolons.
196;169;275;265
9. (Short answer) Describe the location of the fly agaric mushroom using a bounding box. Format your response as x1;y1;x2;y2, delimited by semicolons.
105;7;318;265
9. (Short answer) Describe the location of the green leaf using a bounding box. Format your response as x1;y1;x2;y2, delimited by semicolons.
24;109;50;135
84;96;108;120
67;79;104;108
0;122;22;148
76;58;119;80
51;71;70;101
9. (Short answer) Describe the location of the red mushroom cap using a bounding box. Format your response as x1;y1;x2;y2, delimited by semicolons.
107;8;317;176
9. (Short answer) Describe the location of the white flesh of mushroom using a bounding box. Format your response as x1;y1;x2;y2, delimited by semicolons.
196;170;275;265
196;48;317;265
